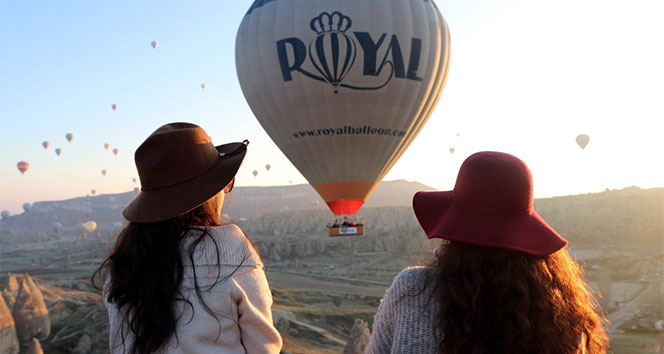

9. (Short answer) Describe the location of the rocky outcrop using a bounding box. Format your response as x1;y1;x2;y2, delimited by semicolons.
343;319;371;354
2;273;19;311
0;294;19;354
12;275;50;344
25;338;44;354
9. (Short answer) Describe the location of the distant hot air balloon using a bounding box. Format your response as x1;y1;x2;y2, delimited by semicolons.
42;141;50;149
66;133;74;142
151;41;159;49
449;147;455;154
252;170;258;177
201;83;207;90
576;134;590;150
76;221;97;233
133;187;140;195
104;143;110;150
51;222;62;232
132;178;137;183
1;211;9;220
17;161;29;174
265;164;271;171
55;148;62;156
91;189;96;196
236;1;450;216
456;133;460;137
101;169;107;176
22;203;31;213
112;148;119;155
111;104;118;111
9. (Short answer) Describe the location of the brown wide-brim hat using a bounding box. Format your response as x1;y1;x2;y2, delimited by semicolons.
413;151;568;257
123;122;248;223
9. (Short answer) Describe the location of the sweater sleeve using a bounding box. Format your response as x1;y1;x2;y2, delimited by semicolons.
233;267;283;354
365;271;405;354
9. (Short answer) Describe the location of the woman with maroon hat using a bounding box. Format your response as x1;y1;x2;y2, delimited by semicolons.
366;152;608;354
93;123;282;354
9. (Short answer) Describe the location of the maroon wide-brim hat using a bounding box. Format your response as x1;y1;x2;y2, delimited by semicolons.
413;151;567;256
123;122;248;223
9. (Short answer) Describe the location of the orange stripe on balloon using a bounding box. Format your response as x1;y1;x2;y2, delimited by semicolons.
313;181;378;202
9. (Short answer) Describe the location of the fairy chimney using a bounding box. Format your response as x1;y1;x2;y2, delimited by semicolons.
2;272;19;310
343;318;371;354
0;294;19;354
25;338;44;354
12;274;51;344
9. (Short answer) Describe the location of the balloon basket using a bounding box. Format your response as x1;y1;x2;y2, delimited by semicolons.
328;224;365;237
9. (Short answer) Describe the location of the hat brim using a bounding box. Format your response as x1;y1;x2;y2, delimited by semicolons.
123;143;247;223
413;191;568;256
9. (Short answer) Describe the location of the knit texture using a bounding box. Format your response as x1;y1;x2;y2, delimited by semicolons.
104;224;282;354
366;267;442;354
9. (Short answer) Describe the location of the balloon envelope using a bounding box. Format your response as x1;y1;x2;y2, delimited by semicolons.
1;210;9;220
22;203;31;212
201;83;207;89
265;164;271;171
111;104;118;111
449;147;455;154
51;222;62;232
17;161;29;174
104;143;110;150
236;0;450;215
252;170;258;177
101;169;107;176
77;221;97;233
133;187;140;195
66;133;74;142
55;148;62;156
151;41;158;49
91;189;96;196
112;148;119;155
42;141;50;149
576;134;590;149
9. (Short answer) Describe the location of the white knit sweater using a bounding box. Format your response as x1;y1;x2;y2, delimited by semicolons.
104;224;282;354
366;267;443;354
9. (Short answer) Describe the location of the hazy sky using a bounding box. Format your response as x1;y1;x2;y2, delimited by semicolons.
1;0;662;213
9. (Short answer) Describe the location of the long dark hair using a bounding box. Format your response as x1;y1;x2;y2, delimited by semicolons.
92;195;230;354
433;241;609;354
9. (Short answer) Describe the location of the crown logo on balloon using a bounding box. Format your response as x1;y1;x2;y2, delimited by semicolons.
310;11;352;34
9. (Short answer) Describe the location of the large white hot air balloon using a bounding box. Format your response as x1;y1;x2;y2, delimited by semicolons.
22;203;31;213
236;1;450;216
576;134;590;150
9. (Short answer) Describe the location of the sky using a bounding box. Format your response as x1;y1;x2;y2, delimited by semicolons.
1;0;663;214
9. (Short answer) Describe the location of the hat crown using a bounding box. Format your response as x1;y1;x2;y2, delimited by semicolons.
453;152;534;215
135;123;219;190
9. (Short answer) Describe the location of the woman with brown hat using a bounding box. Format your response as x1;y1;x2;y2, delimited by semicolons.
366;152;609;354
93;123;282;354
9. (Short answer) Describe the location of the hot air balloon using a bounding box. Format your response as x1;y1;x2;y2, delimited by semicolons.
1;211;9;220
449;147;455;154
22;203;31;213
133;187;140;195
576;134;590;150
55;148;62;156
112;148;119;155
66;133;74;142
132;178;137;183
111;104;118;111
76;221;97;233
252;170;258;177
51;222;62;232
104;143;110;150
101;169;107;176
91;189;96;196
265;164;271;171
16;161;29;174
201;83;207;90
236;1;450;216
42;141;50;149
456;133;460;137
151;41;158;49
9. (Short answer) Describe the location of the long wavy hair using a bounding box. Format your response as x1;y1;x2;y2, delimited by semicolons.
432;241;609;354
92;194;236;354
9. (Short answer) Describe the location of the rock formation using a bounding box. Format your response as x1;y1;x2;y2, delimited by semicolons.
0;294;19;354
25;338;44;354
343;318;371;354
12;274;50;344
2;273;19;310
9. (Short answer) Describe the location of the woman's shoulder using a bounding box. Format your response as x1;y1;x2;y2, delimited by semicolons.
387;266;438;301
183;224;262;267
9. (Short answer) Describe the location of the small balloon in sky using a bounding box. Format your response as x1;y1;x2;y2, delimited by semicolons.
91;189;96;196
132;178;137;183
42;141;50;149
151;41;158;49
456;133;460;137
101;169;107;176
17;161;29;174
201;83;207;90
576;134;590;150
252;170;258;177
22;203;31;213
1;210;9;220
111;104;118;111
449;147;455;154
55;148;62;156
265;164;271;171
133;187;140;195
113;148;119;156
66;133;74;142
104;143;110;150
